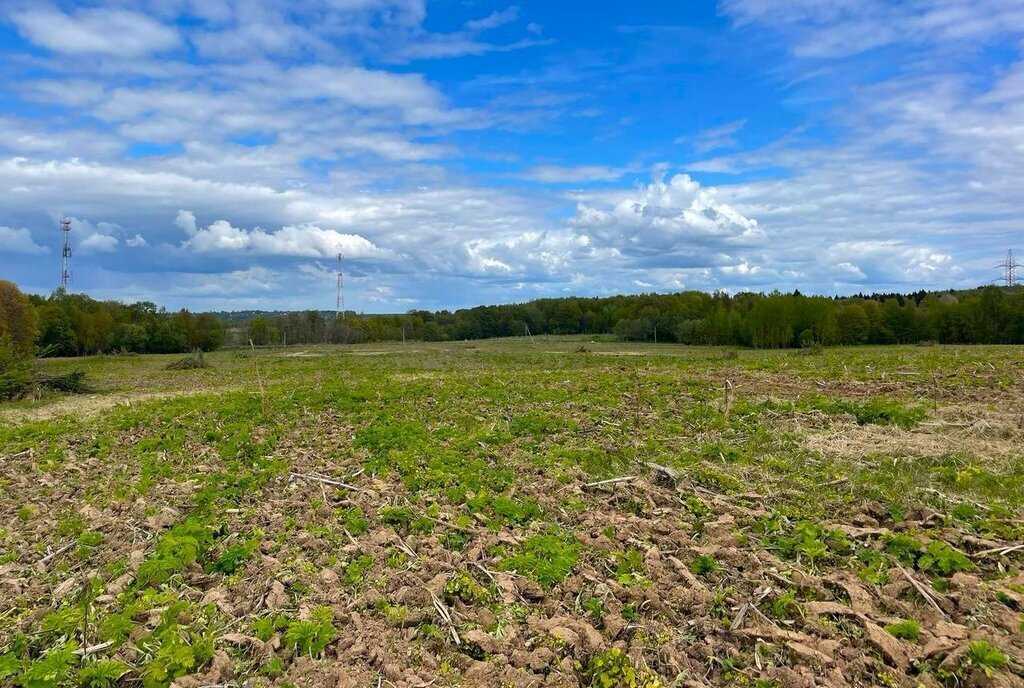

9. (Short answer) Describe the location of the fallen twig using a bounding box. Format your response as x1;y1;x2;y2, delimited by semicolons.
39;542;75;565
972;543;1024;558
289;472;364;492
429;592;460;645
583;476;637;490
73;641;113;656
898;566;948;619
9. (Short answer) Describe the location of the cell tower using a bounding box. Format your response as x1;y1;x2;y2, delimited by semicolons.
996;249;1021;287
60;218;73;289
335;253;345;319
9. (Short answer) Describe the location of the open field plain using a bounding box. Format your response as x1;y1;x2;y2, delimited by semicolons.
1;339;1023;688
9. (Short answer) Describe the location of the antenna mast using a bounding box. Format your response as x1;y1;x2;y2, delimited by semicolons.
996;249;1021;287
336;253;345;319
60;218;72;289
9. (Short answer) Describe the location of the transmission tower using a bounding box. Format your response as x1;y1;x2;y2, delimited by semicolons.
336;253;345;319
60;218;72;289
996;249;1021;287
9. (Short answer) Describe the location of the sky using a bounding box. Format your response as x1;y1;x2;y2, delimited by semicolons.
1;0;1023;313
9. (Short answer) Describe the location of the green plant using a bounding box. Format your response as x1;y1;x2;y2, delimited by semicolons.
282;607;336;657
444;572;493;605
769;590;800;619
14;648;77;688
341;507;370;536
883;619;920;642
965;641;1007;676
78;659;130;688
580;648;664;688
252;614;288;641
205;539;257;574
612;549;647;586
499;529;580;588
917;541;972;577
883;534;922;566
343;554;374;586
137;520;215;587
141;631;214;688
690;554;718;576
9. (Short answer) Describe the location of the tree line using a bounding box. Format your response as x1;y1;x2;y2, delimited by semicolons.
4;281;1024;359
0;283;225;357
238;286;1024;348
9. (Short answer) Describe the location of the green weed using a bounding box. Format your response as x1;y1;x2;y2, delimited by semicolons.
884;619;920;642
499;529;580;588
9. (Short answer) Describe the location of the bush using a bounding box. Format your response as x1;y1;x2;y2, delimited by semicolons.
166;349;212;370
38;370;89;393
0;339;33;400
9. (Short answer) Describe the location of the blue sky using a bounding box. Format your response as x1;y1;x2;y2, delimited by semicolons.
1;0;1023;312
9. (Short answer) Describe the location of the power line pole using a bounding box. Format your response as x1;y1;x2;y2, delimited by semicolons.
996;249;1021;287
335;253;345;319
60;218;72;290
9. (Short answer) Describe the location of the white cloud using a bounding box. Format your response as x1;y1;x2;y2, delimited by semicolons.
520;164;634;183
11;8;181;57
465;7;521;32
721;0;1024;57
79;234;119;253
174;210;197;235
682;119;747;155
0;226;48;254
185;266;280;296
567;174;765;253
126;234;148;247
834;262;867;280
183;220;384;259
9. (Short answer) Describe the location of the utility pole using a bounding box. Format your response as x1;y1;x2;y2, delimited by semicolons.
60;218;72;290
996;249;1020;287
336;253;345;319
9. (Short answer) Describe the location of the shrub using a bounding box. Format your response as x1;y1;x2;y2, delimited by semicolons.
165;349;211;370
0;338;33;400
37;370;89;393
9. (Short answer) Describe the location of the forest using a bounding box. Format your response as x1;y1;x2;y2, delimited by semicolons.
245;286;1024;348
0;283;224;358
2;282;1023;361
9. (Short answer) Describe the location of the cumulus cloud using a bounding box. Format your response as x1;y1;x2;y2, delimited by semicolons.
126;234;148;247
79;234;119;253
11;7;181;57
182;220;384;259
567;174;765;254
174;210;197;235
0;226;48;254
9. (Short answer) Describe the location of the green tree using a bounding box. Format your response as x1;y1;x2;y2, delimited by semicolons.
0;280;38;355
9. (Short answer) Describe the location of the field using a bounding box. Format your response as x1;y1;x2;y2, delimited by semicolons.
1;339;1023;688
